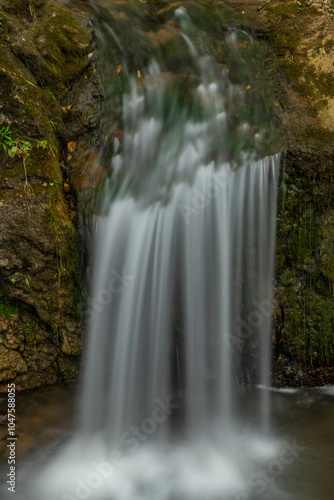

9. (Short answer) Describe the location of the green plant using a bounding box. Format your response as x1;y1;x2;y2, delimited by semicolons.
1;128;32;163
8;138;32;158
11;268;31;286
12;138;32;194
28;0;36;21
0;126;15;152
54;258;68;286
11;272;19;285
0;130;33;194
43;87;61;102
48;119;57;131
0;290;18;318
37;139;57;157
42;180;56;188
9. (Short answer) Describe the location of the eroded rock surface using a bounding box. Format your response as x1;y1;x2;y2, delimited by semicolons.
231;0;334;385
0;0;103;390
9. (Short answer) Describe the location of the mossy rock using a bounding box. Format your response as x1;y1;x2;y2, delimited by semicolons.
0;0;97;391
1;0;92;88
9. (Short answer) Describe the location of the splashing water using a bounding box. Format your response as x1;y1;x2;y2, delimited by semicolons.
20;4;283;500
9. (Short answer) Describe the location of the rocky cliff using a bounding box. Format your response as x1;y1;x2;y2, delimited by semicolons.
0;0;102;390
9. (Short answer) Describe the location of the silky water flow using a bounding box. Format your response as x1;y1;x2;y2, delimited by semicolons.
19;6;284;500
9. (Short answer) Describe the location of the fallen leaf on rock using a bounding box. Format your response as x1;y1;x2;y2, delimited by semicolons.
67;142;76;153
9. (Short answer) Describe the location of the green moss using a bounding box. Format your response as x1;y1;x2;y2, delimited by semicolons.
24;326;36;345
32;4;92;87
319;212;334;289
58;355;79;379
1;0;44;21
0;139;60;183
44;185;83;317
276;144;334;370
0;289;18;318
0;45;56;138
305;293;334;364
301;125;334;149
277;267;334;366
27;144;60;178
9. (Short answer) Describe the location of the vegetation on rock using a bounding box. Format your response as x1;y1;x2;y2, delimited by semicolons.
252;0;334;385
0;0;102;390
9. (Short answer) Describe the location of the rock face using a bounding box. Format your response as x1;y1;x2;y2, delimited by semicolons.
257;0;334;386
0;0;103;390
229;0;334;385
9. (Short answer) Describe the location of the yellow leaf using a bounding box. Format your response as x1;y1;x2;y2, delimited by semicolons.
67;141;76;153
105;134;108;142
137;70;142;78
67;104;73;110
116;64;123;74
139;0;146;3
67;155;72;161
246;85;251;90
61;107;67;113
242;10;245;14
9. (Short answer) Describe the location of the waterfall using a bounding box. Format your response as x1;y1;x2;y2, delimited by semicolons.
25;4;282;500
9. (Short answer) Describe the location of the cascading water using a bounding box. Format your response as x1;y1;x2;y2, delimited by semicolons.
22;4;284;500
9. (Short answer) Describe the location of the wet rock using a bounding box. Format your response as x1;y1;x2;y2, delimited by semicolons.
0;0;102;390
252;0;334;386
0;346;28;381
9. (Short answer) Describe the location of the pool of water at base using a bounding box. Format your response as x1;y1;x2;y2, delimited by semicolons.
0;384;334;500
